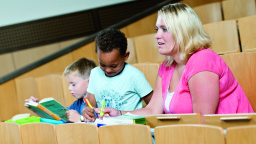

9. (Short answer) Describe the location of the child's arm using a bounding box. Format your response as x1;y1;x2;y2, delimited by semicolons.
87;93;97;107
82;93;98;122
142;91;153;104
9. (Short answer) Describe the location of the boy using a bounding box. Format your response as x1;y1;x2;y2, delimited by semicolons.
83;29;153;121
25;58;96;122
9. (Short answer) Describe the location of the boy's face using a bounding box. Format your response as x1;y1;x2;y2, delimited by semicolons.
66;72;89;99
97;48;129;77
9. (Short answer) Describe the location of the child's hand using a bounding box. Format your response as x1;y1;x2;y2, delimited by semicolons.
66;110;81;122
82;106;97;122
24;96;39;107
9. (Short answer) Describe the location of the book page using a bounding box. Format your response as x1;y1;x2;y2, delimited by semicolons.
102;114;145;125
25;100;39;107
39;97;55;103
123;112;142;116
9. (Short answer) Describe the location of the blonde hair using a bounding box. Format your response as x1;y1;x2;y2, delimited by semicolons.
158;3;212;65
63;58;96;79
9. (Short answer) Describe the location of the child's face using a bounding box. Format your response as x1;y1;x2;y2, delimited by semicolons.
98;48;129;77
66;72;89;99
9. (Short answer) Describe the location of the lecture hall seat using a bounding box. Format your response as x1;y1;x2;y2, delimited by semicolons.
154;124;225;144
145;113;201;128
126;38;138;64
222;0;256;20
133;33;165;64
0;122;22;144
238;15;256;52
204;113;256;129
132;63;159;89
226;125;256;144
203;20;240;54
220;52;256;111
55;123;99;144
15;77;39;115
98;124;153;144
193;2;223;24
20;123;57;144
36;74;66;106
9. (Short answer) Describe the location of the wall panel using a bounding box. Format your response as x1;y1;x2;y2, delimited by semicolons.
59;36;87;50
12;43;60;69
71;42;98;64
17;53;73;79
126;12;157;38
0;53;15;77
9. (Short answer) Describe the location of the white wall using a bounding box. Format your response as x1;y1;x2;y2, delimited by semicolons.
0;0;134;27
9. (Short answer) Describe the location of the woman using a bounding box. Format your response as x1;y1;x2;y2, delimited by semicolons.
90;3;254;122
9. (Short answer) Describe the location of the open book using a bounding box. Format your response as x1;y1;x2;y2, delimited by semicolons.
102;113;146;125
25;97;69;122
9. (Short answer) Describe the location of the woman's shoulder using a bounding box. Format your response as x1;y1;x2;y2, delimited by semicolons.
185;48;226;77
189;48;222;63
193;48;218;58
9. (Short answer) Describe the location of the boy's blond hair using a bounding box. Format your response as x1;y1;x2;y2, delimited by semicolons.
63;58;96;79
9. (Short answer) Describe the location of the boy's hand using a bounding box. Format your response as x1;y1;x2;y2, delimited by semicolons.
82;106;97;122
24;96;39;107
66;110;81;122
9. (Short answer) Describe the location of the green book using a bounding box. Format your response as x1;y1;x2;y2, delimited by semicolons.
25;97;69;122
102;113;146;125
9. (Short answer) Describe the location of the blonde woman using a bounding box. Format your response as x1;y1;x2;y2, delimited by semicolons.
94;3;254;122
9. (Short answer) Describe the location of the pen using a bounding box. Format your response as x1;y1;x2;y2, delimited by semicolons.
100;99;105;117
83;95;98;117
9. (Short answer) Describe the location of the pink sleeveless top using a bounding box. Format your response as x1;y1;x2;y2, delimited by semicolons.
159;49;254;114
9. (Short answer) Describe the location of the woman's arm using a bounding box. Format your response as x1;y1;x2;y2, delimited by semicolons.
188;71;219;123
142;74;164;115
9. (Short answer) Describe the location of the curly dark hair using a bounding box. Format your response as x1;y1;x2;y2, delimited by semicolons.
95;29;127;56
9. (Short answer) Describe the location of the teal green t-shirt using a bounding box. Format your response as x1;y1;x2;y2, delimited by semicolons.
87;63;153;110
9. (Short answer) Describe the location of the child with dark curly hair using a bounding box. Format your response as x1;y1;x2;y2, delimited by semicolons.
83;29;153;121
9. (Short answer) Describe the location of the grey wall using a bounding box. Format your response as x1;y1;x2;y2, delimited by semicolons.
0;0;134;27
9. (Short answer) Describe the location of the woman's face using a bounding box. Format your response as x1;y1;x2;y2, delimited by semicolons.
155;15;177;56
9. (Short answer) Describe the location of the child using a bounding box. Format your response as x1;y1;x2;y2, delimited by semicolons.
83;29;153;121
25;57;97;122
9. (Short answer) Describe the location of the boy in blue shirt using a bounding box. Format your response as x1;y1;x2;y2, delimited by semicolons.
25;58;96;122
83;29;153;121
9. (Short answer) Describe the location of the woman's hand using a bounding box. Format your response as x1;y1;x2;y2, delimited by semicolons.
95;107;121;117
